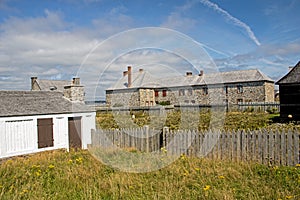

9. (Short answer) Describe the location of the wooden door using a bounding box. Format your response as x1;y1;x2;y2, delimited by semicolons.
37;118;54;148
68;117;82;148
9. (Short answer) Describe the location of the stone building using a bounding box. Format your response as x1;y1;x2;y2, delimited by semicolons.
31;77;85;103
106;66;274;108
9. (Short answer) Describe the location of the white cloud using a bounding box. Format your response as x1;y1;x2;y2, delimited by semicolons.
161;12;197;31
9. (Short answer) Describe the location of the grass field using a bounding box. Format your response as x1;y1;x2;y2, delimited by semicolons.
96;110;298;131
0;149;299;199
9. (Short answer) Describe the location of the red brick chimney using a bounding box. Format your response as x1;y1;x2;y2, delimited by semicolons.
127;66;132;88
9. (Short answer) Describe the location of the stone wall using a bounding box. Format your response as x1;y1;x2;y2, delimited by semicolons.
63;85;84;102
106;89;140;107
106;81;275;107
154;81;274;106
264;82;275;102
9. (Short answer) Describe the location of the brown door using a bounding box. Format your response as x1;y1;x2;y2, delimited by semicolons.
68;117;82;148
37;118;54;148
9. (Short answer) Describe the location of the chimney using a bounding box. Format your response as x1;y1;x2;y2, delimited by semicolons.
63;77;85;103
199;70;204;76
127;66;132;88
288;66;293;71
186;72;192;76
31;77;39;90
139;68;144;73
123;71;128;76
72;77;80;85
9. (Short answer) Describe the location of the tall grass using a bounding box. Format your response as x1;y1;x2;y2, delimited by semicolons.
1;149;299;199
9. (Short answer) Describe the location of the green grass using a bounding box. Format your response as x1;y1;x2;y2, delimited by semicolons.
97;110;275;130
0;149;299;199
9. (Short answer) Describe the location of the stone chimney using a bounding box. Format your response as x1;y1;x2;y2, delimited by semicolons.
139;68;144;73
72;77;80;85
199;70;204;76
127;66;132;88
123;71;128;77
63;77;84;103
31;77;40;90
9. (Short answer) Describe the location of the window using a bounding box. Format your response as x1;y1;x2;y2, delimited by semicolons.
188;89;193;96
179;89;185;96
237;98;243;104
224;86;228;94
237;85;243;93
155;91;159;97
202;87;208;95
162;90;167;97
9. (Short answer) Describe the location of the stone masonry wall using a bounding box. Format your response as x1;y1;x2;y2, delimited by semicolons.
63;85;84;102
106;81;275;107
106;89;140;107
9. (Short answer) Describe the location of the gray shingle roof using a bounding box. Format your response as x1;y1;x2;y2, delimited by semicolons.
107;69;274;91
276;61;300;84
0;91;95;117
36;79;71;92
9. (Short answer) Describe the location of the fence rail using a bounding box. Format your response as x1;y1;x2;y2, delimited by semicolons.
91;127;300;166
237;102;280;112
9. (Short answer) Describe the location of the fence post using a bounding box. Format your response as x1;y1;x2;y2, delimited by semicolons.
144;125;149;153
163;127;169;148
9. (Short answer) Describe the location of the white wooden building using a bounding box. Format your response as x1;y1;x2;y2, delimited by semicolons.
0;90;96;159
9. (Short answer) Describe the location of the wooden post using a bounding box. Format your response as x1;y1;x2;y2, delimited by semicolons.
145;125;149;153
294;129;300;165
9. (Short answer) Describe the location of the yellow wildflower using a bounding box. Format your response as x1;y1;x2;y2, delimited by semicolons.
19;189;29;195
218;175;225;179
48;164;55;169
68;159;73;164
285;195;293;199
194;167;200;171
76;157;83;164
203;185;210;191
35;171;41;177
180;154;186;160
296;164;300;167
183;169;189;176
161;147;167;154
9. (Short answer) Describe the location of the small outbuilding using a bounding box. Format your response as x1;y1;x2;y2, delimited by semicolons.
0;79;96;159
276;61;300;120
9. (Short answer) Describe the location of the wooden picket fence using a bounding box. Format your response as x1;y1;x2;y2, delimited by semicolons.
91;127;300;166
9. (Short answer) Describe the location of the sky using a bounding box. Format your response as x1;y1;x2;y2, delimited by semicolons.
0;0;299;100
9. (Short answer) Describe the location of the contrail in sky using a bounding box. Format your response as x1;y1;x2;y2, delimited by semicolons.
199;0;261;46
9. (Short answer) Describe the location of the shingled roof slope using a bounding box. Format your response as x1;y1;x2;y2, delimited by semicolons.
36;79;71;92
0;91;94;117
276;61;300;84
107;70;159;90
107;69;274;90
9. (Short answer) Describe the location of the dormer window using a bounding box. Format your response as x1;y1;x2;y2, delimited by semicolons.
49;86;57;91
